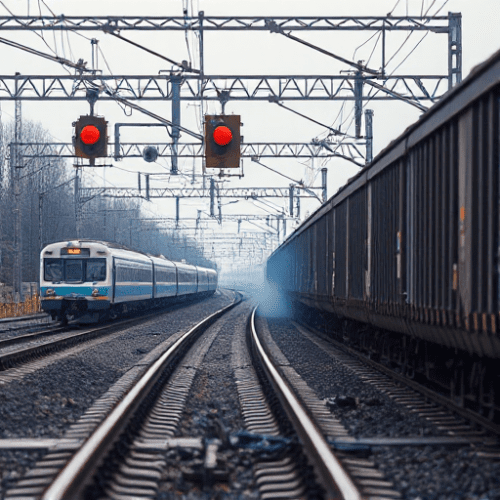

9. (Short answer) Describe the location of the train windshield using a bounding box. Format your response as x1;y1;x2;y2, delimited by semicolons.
44;259;64;282
66;260;83;282
44;258;106;283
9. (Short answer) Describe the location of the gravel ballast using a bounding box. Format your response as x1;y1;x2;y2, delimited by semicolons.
156;301;259;500
0;291;234;498
265;316;500;500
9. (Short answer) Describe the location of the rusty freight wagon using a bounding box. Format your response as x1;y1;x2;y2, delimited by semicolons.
267;48;500;421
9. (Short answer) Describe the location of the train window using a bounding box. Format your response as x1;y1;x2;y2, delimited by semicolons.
156;269;175;283
86;259;106;281
44;259;64;282
44;258;106;283
179;270;193;283
116;265;152;282
66;260;84;282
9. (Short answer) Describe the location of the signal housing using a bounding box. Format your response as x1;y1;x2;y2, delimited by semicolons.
74;115;108;159
204;115;240;169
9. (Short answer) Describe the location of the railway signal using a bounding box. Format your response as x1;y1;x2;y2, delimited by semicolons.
73;115;108;160
204;115;241;169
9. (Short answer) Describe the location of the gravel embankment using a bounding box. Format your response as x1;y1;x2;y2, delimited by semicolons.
0;292;234;497
266;317;500;500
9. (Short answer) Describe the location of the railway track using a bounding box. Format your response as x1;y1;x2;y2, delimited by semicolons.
0;297;214;374
0;318;149;373
254;311;500;499
250;307;402;500
295;319;500;441
7;295;496;498
3;296;371;500
0;324;67;351
3;294;242;499
0;315;55;336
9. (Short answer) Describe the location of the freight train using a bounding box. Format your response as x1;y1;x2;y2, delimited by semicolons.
267;49;500;420
40;240;217;323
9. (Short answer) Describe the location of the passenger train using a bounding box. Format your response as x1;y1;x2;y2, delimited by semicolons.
40;240;217;323
267;48;500;420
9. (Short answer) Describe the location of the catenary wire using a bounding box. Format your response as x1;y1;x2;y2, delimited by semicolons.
328;0;450;162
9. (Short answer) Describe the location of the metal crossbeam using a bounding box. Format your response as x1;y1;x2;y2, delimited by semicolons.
16;141;365;160
0;15;451;32
133;225;277;235
131;215;294;222
0;75;448;102
80;186;320;201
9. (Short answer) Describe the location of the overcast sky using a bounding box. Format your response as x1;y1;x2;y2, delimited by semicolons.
1;0;499;270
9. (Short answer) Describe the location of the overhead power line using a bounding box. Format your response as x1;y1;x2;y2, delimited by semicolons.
0;35;86;70
268;97;350;137
266;20;381;76
102;84;204;141
103;28;200;74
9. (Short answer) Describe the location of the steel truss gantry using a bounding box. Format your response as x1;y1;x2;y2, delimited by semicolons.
0;74;449;103
127;215;292;236
15;141;364;160
79;186;320;202
0;12;461;104
130;215;294;222
0;15;452;31
1;12;461;276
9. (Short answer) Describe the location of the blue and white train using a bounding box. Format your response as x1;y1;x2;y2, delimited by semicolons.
40;240;217;323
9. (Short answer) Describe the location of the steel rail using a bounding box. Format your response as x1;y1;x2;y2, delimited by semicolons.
0;315;142;371
249;307;362;500
0;298;206;371
0;324;66;350
0;312;48;324
41;294;241;500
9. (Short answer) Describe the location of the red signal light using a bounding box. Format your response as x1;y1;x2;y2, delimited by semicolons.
213;126;232;146
204;115;240;169
74;115;107;160
80;125;100;145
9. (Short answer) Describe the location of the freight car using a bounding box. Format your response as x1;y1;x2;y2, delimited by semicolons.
267;48;500;420
40;240;217;323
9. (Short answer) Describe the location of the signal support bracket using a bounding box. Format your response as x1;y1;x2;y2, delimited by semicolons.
218;90;230;114
86;88;100;116
114;123;170;161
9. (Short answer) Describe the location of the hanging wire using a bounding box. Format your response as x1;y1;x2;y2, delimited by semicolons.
352;31;381;61
389;0;404;16
0;1;71;75
365;32;383;68
385;0;437;67
98;46;114;74
327;0;449;162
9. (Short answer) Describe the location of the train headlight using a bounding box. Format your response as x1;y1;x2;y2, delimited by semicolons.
45;288;56;296
91;289;100;297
